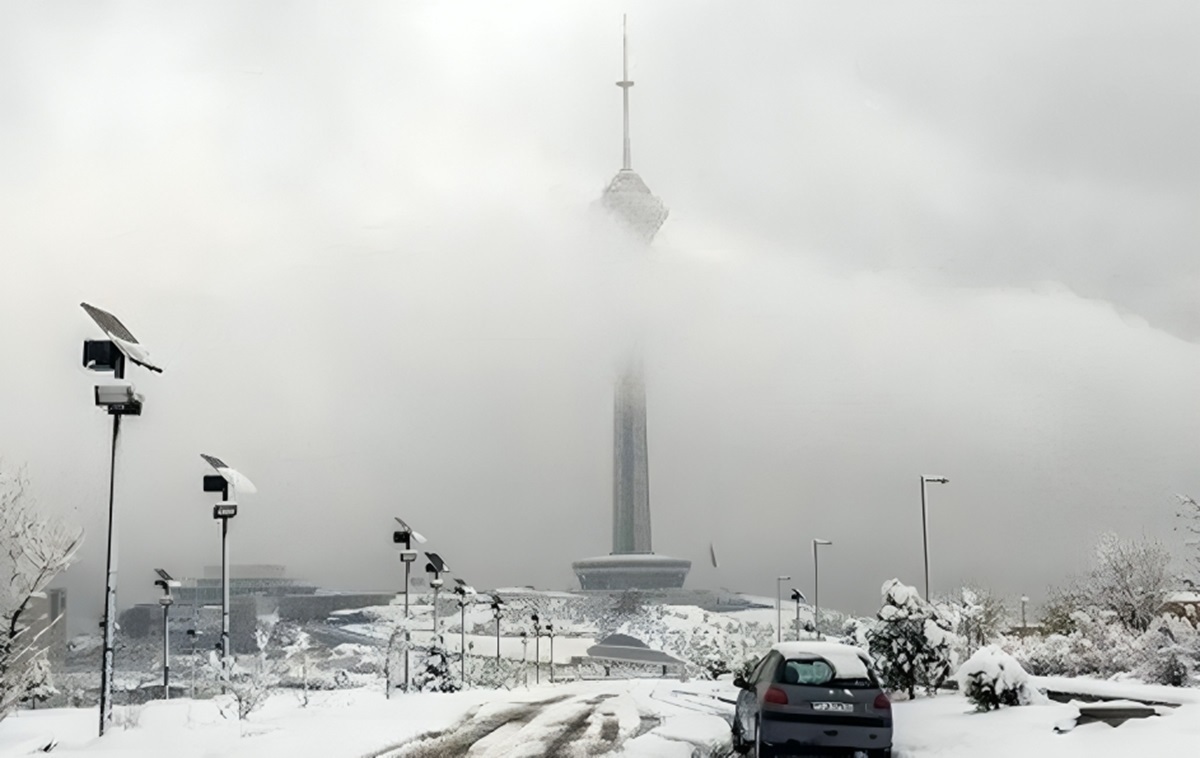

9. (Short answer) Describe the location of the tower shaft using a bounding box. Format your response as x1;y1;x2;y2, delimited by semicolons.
612;367;651;554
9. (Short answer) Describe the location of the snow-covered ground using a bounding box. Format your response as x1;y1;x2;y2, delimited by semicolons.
6;679;1200;757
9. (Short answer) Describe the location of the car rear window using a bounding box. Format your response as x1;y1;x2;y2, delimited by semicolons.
777;658;878;689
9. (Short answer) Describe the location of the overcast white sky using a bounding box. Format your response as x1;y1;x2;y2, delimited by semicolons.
1;1;1198;630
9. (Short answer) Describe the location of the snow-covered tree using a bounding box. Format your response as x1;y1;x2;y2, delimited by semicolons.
0;466;82;721
1086;533;1171;633
414;635;460;693
867;579;956;698
938;586;1009;658
956;646;1039;711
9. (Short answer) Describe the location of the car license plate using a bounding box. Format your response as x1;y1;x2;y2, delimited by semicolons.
812;702;854;712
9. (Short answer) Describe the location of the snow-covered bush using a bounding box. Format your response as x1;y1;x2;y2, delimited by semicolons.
867;579;957;698
956;646;1039;711
414;635;460;693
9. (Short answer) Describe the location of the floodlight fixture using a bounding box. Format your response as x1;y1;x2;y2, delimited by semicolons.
80;301;164;737
922;476;949;484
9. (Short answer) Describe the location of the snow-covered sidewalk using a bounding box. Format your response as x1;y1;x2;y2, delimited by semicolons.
893;693;1200;757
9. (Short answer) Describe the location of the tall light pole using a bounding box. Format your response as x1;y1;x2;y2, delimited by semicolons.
776;575;791;643
201;454;256;678
920;476;949;600
154;569;179;700
1021;595;1029;634
812;539;832;640
490;596;504;662
790;589;807;641
391;517;426;696
520;631;529;687
453;578;475;686
424;552;449;638
546;623;555;684
531;613;542;684
81;302;163;736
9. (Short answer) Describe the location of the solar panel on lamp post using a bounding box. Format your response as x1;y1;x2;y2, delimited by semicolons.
80;303;163;737
154;569;180;700
391;517;426;696
920;476;949;600
200;454;257;682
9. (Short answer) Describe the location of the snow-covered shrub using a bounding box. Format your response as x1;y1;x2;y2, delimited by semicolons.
867;579;957;698
956;646;1038;711
1131;616;1200;686
1004;609;1140;679
414;635;460;693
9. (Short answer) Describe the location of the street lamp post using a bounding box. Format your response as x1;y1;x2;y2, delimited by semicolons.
154;569;180;699
520;631;529;687
391;518;426;696
546;623;555;684
812;539;832;640
790;589;807;641
1021;595;1029;634
453;579;475;687
531;614;542;684
201;454;256;680
186;628;202;699
81;302;163;736
490;596;504;662
776;575;791;643
919;476;949;599
424;552;449;638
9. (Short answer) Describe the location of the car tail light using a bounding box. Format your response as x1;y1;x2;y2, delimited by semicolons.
873;693;891;710
764;686;788;705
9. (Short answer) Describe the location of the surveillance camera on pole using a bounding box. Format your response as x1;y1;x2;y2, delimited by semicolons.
80;302;163;737
200;454;256;677
390;516;427;696
153;569;180;700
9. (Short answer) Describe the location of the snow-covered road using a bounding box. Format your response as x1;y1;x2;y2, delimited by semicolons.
374;682;733;758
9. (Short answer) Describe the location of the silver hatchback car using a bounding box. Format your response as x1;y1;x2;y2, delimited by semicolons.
732;641;892;757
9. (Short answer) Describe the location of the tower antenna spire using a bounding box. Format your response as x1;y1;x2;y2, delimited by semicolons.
617;14;634;170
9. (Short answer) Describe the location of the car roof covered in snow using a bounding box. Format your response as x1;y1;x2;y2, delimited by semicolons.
769;641;871;680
